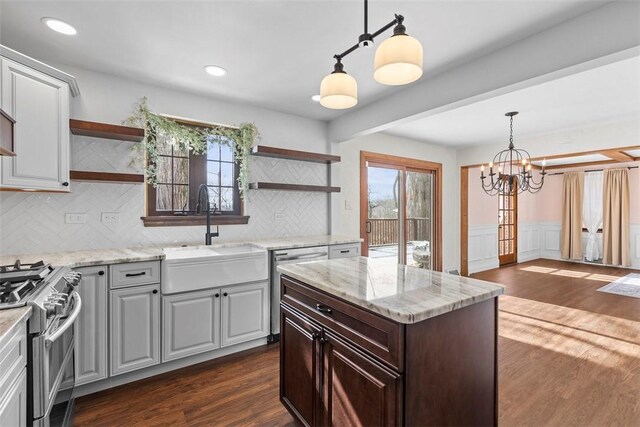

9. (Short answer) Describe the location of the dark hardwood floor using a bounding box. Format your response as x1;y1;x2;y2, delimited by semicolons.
74;259;640;426
74;345;296;427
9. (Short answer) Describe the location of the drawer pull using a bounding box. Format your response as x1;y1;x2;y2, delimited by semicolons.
339;250;350;254
316;304;332;315
125;272;146;277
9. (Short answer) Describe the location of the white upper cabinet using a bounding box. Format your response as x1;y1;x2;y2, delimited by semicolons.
0;52;74;191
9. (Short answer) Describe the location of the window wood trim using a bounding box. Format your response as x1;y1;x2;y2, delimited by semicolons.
141;215;250;227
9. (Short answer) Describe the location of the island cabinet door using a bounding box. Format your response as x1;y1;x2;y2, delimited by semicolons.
321;332;402;427
280;304;322;427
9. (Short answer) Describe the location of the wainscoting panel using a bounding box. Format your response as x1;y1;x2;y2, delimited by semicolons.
468;224;499;274
469;221;639;273
518;222;541;263
540;222;562;260
632;224;640;269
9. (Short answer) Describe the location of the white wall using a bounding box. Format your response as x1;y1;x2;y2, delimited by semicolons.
0;63;333;256
331;133;459;271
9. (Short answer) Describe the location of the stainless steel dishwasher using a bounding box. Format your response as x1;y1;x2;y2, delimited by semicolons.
269;246;329;339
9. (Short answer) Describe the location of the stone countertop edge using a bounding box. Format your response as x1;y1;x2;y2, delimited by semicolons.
0;306;31;348
277;257;505;325
0;235;363;269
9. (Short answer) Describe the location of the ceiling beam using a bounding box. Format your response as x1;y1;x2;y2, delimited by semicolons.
328;1;640;143
599;149;636;162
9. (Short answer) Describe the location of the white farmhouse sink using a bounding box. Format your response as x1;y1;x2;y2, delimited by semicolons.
161;245;268;294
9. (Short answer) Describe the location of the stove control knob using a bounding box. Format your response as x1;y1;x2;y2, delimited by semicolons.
44;301;64;316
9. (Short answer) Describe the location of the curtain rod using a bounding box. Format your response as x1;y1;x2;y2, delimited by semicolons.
548;166;638;176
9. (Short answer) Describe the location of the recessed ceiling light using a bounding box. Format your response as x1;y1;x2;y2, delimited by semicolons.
204;65;227;77
311;95;321;102
41;17;77;35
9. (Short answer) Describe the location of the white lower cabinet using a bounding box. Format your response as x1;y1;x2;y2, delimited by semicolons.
74;266;108;385
0;368;26;427
162;289;221;362
221;281;269;348
110;284;160;376
161;281;269;362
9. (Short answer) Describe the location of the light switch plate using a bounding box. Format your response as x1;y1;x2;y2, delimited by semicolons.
101;212;120;224
65;213;87;224
345;200;352;210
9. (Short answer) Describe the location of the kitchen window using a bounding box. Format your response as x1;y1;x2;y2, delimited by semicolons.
142;119;248;227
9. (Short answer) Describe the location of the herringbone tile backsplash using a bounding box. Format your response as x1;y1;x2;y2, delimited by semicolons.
0;138;329;255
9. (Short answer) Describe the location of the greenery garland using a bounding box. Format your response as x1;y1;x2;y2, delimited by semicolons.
126;97;259;199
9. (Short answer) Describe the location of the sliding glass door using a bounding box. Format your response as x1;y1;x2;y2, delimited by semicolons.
360;152;441;270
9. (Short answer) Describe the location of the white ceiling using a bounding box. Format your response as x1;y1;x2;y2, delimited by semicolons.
385;55;640;147
0;0;609;121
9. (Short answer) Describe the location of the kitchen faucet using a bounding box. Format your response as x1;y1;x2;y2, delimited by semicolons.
195;184;219;245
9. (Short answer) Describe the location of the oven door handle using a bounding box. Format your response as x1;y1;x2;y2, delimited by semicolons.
45;291;81;348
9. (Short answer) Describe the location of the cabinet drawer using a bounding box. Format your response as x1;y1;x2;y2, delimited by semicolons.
0;319;27;396
281;276;404;371
110;261;160;288
328;243;360;259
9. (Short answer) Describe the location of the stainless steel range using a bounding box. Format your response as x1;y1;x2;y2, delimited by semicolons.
0;260;82;427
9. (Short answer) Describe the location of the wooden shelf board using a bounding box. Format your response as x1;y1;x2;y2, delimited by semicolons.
70;119;144;142
251;145;340;164
249;182;340;193
70;170;145;184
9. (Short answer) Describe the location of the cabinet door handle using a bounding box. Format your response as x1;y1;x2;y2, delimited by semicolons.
98;271;105;276
340;250;350;254
223;292;228;297
152;289;158;294
62;181;69;187
125;272;146;277
316;304;332;315
215;293;220;298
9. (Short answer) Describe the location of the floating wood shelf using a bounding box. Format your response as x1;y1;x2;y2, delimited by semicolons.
70;170;145;184
249;182;340;193
251;145;340;164
70;119;144;142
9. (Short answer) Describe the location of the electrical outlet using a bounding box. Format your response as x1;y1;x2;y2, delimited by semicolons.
65;213;87;224
101;212;120;224
274;212;285;221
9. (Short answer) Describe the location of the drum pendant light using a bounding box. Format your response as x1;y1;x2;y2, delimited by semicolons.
374;21;423;85
319;0;423;109
320;59;358;109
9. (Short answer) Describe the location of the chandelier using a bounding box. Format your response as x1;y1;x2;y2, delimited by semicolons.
319;0;423;109
480;112;547;196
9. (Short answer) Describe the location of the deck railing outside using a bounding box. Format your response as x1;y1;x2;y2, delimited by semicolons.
368;218;431;247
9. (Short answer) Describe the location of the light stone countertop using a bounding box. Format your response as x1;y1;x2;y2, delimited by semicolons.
0;306;31;348
277;257;505;324
0;235;362;268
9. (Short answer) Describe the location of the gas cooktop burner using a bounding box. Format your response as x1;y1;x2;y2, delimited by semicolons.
0;260;53;284
0;279;38;304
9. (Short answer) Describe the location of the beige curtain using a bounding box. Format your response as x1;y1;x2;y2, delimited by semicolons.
603;168;630;266
561;172;584;260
